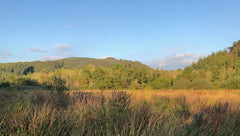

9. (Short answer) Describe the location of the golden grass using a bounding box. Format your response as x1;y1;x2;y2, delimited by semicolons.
70;89;240;113
70;89;240;102
2;89;240;135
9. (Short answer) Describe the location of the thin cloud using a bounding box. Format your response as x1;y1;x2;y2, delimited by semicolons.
145;52;204;70
98;56;112;59
169;47;182;51
39;56;61;61
52;43;70;52
28;46;47;53
3;52;11;56
0;51;12;61
39;54;75;61
38;43;74;61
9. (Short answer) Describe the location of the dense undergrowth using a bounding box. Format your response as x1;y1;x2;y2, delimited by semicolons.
1;88;240;135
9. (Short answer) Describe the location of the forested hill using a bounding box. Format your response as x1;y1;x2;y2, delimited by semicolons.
180;40;240;83
0;57;150;75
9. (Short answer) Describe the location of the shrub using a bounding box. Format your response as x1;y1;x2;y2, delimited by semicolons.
0;82;10;87
151;77;169;89
12;77;39;86
222;76;240;89
52;75;67;93
173;79;191;89
191;78;213;90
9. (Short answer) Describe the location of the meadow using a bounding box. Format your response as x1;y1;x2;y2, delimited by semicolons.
1;88;240;135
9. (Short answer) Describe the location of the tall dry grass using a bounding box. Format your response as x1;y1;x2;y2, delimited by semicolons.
1;89;240;135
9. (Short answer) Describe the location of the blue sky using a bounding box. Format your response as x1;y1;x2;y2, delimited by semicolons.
1;0;240;69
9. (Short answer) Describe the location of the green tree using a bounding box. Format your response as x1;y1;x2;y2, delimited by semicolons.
92;67;107;89
151;77;169;89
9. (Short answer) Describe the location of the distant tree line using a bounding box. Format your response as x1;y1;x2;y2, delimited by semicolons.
1;41;240;90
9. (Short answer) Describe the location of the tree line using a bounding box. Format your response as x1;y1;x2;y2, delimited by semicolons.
1;40;240;90
0;64;180;90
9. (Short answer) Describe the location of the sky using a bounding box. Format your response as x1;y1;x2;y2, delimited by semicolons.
1;0;240;70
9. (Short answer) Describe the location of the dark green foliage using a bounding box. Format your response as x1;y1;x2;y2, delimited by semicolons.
92;67;108;89
16;78;39;86
134;68;148;85
54;61;64;69
9;77;39;86
0;63;34;75
0;82;10;87
22;66;34;75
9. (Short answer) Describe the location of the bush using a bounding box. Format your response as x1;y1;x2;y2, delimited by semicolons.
12;77;39;86
222;76;240;89
22;79;39;86
0;82;10;87
52;75;67;93
151;77;169;89
173;79;191;89
191;78;213;90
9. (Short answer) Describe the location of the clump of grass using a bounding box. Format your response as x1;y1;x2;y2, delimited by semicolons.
184;102;235;135
169;96;191;119
107;90;132;135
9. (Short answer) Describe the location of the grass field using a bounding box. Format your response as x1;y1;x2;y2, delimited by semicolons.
1;88;240;135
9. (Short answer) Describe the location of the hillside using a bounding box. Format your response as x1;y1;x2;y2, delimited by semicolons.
0;57;150;75
178;40;240;87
